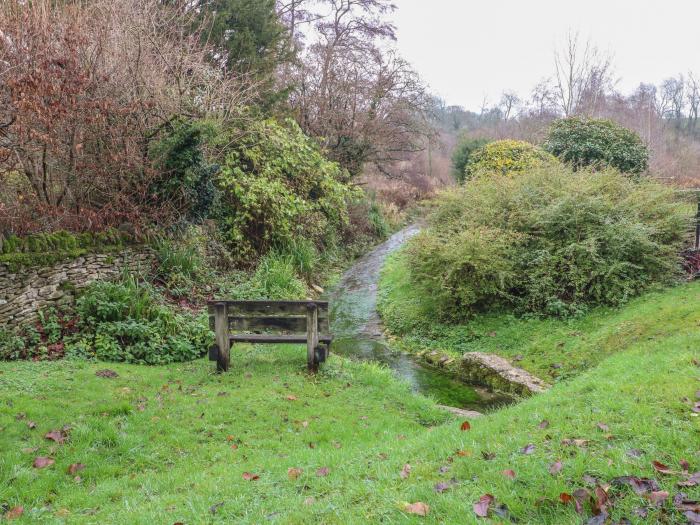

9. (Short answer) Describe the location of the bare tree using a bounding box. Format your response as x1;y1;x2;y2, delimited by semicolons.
686;72;699;134
553;32;614;117
286;0;431;177
659;75;685;124
499;91;521;121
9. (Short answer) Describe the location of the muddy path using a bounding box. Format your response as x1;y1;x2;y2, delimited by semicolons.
329;225;507;412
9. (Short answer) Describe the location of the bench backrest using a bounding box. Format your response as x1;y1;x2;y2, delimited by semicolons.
207;300;330;338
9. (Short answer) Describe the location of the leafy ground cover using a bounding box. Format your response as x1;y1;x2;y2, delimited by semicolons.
1;329;699;523
379;248;700;382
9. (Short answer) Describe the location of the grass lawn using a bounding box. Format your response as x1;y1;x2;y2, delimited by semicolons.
1;335;699;523
379;248;700;382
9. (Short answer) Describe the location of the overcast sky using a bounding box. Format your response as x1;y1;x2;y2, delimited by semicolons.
393;0;700;111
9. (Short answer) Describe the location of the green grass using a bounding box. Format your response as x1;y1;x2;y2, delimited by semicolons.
1;251;700;523
1;337;699;523
379;248;700;382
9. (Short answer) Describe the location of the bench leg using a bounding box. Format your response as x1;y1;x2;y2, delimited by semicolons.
314;344;327;364
306;304;319;373
215;303;230;373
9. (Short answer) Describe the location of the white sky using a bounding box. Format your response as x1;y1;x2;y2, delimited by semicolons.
393;0;700;111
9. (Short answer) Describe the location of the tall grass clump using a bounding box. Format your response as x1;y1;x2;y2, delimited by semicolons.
250;252;307;299
408;165;688;319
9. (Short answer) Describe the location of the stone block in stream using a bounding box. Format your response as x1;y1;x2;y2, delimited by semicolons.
460;352;549;396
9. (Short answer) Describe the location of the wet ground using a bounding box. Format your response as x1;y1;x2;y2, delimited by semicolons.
329;225;509;412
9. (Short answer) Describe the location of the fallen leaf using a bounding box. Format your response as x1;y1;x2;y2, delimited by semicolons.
242;472;259;481
481;451;496;460
316;467;329;477
286;395;297;401
681;459;690;472
686;510;700;524
586;512;608;525
456;449;471;457
4;506;23;519
626;448;643;458
520;443;536;454
45;430;67;444
33;456;54;469
633;507;648;518
562;438;589;447
67;463;85;475
26;421;36;430
538;419;550;429
400;464;411;479
560;492;573;504
572;488;591;514
502;469;516;479
583;474;599;485
434;482;451;493
287;468;303;480
647;490;669;505
596;422;610;432
473;494;494;518
95;369;118;378
593;485;610;513
678;472;700;487
612;476;660;495
460;420;471;431
652;460;674;475
404;502;429;516
549;460;563;475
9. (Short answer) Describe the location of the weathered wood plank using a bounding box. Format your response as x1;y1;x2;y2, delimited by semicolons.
230;334;333;344
225;315;330;334
214;302;231;372
207;301;329;318
307;303;319;372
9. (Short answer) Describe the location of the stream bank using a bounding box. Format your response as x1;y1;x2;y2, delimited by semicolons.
329;225;513;412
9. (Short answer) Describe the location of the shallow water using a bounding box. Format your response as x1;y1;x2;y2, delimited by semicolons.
329;226;509;412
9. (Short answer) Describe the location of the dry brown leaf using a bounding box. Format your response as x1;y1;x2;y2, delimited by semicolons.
404;502;430;516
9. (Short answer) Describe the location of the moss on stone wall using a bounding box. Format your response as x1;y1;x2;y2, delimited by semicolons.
0;229;132;255
0;230;137;271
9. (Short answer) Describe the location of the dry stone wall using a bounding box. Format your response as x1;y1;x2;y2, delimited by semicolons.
0;249;155;327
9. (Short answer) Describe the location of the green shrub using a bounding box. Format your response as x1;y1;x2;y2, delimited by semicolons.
407;165;687;319
465;140;557;179
151;119;220;223
0;327;26;360
544;117;649;174
216;118;358;258
451;136;491;182
69;279;212;364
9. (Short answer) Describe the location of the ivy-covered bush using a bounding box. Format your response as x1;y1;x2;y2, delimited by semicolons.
407;165;687;319
544;117;649;174
151;120;220;223
215;118;358;258
465;140;557;179
451;136;490;182
67;279;212;364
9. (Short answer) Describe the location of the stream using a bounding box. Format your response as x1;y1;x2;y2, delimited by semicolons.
329;225;507;412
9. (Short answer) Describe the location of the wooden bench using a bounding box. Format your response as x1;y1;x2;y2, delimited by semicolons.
207;300;332;372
